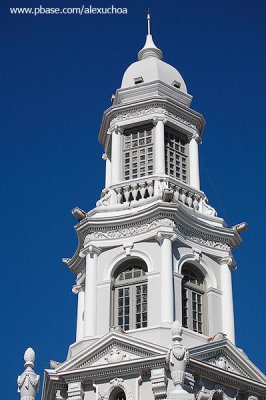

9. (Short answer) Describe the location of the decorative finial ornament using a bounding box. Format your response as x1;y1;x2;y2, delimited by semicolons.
17;348;40;400
138;11;163;61
147;9;151;35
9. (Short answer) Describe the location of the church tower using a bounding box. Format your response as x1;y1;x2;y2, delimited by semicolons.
20;13;265;400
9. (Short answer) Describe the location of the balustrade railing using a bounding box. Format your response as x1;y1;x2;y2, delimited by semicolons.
97;175;213;214
114;179;154;204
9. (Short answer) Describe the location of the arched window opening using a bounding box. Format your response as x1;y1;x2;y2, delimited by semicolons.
112;259;148;331
110;388;126;400
182;264;205;334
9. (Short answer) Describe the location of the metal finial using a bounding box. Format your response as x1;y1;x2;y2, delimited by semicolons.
147;9;151;35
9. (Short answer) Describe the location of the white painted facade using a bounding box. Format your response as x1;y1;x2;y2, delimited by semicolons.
19;14;265;400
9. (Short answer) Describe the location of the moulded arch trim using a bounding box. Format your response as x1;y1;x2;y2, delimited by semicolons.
103;249;153;281
107;379;132;400
177;253;217;289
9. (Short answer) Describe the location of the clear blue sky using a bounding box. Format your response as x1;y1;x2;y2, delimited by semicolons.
0;0;265;398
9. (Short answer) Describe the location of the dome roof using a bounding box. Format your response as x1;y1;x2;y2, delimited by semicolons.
121;21;187;93
121;56;187;93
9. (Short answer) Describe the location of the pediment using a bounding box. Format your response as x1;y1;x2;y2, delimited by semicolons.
56;331;168;373
189;339;266;383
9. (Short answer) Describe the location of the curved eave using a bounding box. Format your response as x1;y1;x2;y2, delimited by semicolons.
98;96;205;149
63;218;88;275
65;200;241;276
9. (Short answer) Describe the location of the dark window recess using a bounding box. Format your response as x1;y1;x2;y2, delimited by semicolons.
134;77;144;84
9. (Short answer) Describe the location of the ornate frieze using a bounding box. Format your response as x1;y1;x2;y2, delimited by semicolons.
84;217;175;242
175;221;231;251
110;102;201;133
84;214;232;251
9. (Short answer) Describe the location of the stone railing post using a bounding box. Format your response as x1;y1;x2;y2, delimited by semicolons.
17;348;40;400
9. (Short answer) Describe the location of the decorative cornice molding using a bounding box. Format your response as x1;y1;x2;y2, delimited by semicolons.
84;217;175;243
109;102;201;134
83;213;232;252
175;221;231;251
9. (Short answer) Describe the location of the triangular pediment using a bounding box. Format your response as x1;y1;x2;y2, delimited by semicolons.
189;339;266;383
56;331;168;373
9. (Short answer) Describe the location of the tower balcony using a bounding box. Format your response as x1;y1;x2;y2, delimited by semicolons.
97;175;216;216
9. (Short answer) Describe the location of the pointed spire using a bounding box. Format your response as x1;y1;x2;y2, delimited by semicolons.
138;10;163;61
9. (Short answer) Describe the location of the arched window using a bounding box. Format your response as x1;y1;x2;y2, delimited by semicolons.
182;265;205;334
112;259;148;331
110;388;126;400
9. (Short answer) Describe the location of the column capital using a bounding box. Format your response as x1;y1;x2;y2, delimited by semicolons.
80;244;101;258
108;124;124;135
156;231;177;245
219;256;236;269
152;116;167;126
191;132;201;143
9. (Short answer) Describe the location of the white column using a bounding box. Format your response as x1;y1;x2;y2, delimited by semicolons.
72;284;85;341
189;134;200;190
221;258;235;344
102;153;111;188
157;232;175;324
153;117;166;175
83;245;100;337
111;125;123;184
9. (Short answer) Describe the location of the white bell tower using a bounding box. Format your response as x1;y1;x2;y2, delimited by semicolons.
35;13;266;400
66;12;241;354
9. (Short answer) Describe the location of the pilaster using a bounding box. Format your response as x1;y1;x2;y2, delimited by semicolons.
151;368;167;399
82;245;101;337
156;231;177;325
189;133;200;190
72;283;85;341
110;124;124;184
67;382;84;400
153;117;167;176
220;257;235;343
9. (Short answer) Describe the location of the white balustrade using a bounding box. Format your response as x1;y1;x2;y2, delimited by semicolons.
97;176;205;211
114;179;155;204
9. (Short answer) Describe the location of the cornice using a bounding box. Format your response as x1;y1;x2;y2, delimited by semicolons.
42;354;266;398
57;355;168;381
66;202;240;275
188;359;266;393
98;97;205;147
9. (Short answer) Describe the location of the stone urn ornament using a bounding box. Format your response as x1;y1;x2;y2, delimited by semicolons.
167;321;193;400
17;348;40;400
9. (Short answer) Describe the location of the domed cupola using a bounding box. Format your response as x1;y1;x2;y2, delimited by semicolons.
121;12;187;93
